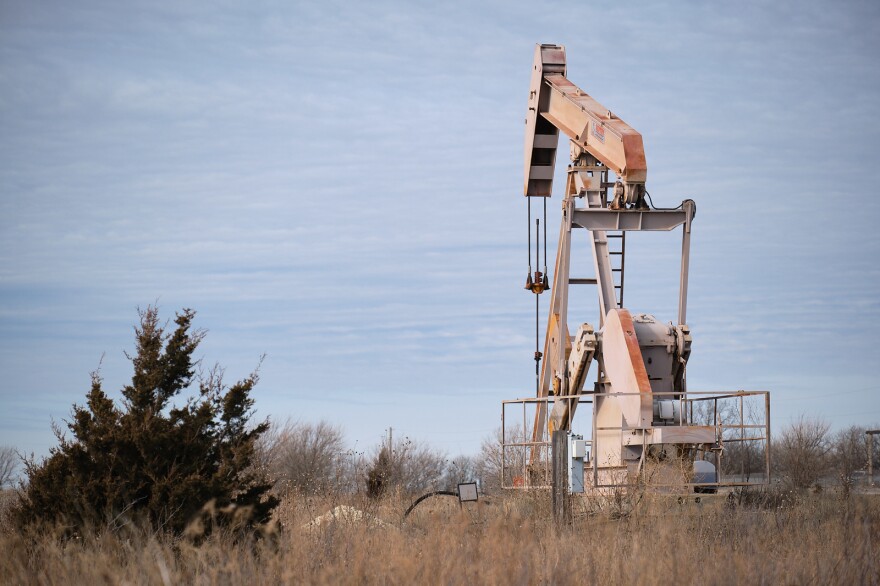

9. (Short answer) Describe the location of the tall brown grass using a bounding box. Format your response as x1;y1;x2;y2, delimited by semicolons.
2;487;878;585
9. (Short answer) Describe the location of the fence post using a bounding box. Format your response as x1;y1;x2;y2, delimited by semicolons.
552;430;570;525
869;431;875;487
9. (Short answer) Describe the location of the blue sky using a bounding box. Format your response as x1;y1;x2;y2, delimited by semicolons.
2;0;879;461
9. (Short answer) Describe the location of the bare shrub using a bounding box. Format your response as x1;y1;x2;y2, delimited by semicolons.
774;416;830;490
395;438;447;494
477;425;538;493
441;455;479;490
722;440;764;481
475;430;504;493
365;437;446;496
831;425;868;497
260;419;346;495
0;446;17;489
726;486;800;510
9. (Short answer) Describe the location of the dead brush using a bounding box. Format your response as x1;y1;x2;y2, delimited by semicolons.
575;455;699;520
726;485;801;510
2;488;879;584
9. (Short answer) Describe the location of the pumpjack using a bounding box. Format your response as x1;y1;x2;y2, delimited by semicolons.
506;44;770;492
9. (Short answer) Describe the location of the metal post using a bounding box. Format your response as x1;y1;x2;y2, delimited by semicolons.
765;393;772;484
713;397;722;482
868;431;875;487
501;404;506;488
592;395;599;489
739;395;745;481
552;430;570;525
520;402;524;486
677;200;693;325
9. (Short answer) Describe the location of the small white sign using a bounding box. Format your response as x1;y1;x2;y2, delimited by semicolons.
458;482;478;502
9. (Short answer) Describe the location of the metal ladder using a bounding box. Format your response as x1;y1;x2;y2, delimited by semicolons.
607;232;626;307
569;178;627;312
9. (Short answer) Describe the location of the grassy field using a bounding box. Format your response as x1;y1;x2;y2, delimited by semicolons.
1;487;878;585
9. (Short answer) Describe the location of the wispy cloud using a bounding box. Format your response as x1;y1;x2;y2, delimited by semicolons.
2;0;879;458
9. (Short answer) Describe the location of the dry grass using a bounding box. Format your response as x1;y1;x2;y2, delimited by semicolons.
1;487;878;585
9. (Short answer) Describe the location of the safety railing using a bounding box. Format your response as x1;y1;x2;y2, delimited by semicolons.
501;390;770;490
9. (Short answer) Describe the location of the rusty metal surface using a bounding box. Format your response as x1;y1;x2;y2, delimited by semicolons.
522;41;647;212
542;73;646;184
